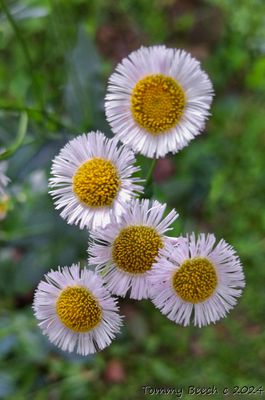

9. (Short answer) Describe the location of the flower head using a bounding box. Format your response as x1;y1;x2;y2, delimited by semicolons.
88;199;178;300
105;45;214;158
0;161;10;195
148;233;245;327
33;264;123;355
49;131;143;230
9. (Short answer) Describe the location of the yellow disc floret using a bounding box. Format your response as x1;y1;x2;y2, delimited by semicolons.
0;194;9;221
112;225;163;274
131;74;186;134
73;157;120;207
172;257;218;303
56;286;102;332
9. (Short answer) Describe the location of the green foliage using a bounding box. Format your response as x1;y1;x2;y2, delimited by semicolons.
0;0;264;398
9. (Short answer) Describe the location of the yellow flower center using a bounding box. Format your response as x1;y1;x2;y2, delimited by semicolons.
131;74;186;134
112;225;163;274
73;157;120;207
172;257;218;303
0;195;9;220
56;286;102;332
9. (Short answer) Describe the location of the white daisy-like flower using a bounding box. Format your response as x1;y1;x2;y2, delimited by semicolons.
88;198;178;300
33;263;123;355
0;161;10;195
49;131;143;230
105;45;214;158
149;233;245;327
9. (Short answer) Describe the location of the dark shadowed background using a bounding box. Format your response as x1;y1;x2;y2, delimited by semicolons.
0;0;264;399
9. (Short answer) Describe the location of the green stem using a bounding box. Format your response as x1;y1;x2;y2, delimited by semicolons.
145;159;156;188
0;0;33;70
0;0;44;107
0;104;76;132
0;112;28;160
141;159;156;199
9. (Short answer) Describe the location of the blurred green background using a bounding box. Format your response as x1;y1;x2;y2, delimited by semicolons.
0;0;265;399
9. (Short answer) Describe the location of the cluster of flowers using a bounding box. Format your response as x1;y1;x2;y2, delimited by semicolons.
33;46;245;356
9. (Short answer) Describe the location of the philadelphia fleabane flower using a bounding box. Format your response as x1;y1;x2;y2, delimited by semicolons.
49;131;143;230
105;45;214;158
149;233;245;327
33;264;123;355
0;161;10;195
88;199;178;300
